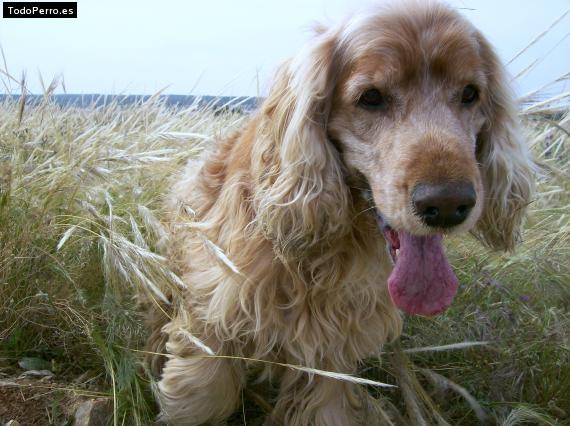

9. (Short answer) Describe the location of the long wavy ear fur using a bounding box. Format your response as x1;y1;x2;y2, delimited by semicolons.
251;29;352;255
472;33;535;251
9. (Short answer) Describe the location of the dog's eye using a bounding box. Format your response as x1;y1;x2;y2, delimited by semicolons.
358;89;386;110
461;85;479;105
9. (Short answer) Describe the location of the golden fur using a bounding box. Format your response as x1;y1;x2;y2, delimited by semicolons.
146;2;534;424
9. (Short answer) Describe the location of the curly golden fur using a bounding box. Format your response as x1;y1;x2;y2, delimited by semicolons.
146;2;534;424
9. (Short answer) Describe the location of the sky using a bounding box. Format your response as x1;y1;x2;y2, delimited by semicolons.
0;0;568;98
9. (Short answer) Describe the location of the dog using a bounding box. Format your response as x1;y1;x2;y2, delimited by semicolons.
146;2;534;424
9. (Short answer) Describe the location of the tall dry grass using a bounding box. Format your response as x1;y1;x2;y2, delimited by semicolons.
0;80;568;424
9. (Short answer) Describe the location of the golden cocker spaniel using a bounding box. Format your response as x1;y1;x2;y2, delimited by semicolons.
147;2;534;424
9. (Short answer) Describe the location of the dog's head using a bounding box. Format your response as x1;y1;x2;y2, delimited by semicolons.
254;2;534;315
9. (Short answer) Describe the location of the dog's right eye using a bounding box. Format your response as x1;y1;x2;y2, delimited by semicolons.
358;89;386;110
461;84;479;105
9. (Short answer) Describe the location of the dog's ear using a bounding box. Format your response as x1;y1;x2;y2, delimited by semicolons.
252;29;352;254
472;33;535;251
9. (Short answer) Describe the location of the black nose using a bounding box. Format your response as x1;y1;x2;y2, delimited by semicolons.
412;182;476;228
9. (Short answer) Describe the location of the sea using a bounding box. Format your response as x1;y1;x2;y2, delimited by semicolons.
0;94;260;112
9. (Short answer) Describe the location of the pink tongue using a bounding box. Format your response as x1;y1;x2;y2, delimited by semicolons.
388;232;458;316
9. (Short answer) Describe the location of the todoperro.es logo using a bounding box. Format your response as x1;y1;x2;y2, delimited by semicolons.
3;2;77;18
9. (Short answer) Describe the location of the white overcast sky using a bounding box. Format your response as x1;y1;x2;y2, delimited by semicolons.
0;0;568;97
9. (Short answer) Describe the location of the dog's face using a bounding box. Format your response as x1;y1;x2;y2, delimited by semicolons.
257;3;534;316
329;9;488;236
322;9;500;315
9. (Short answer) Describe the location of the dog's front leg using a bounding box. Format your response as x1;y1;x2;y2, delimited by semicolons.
267;369;390;426
156;332;245;425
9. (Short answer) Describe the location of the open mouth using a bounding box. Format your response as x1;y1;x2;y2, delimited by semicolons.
376;213;459;316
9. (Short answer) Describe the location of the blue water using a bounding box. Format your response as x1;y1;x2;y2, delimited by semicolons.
0;94;260;111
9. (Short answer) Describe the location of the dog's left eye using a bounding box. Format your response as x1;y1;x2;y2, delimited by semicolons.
358;89;386;110
461;85;479;105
